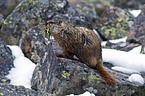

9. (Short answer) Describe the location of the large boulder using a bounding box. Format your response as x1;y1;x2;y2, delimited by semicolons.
0;14;4;29
97;6;134;40
114;0;145;9
0;83;54;96
0;38;14;77
0;0;92;45
20;24;50;63
127;5;145;44
103;41;140;51
0;0;20;18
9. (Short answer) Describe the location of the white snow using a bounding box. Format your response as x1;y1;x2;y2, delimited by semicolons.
102;47;145;85
101;37;127;46
111;66;139;74
102;48;145;73
128;74;144;85
6;45;36;89
128;45;142;54
129;10;141;17
66;91;95;96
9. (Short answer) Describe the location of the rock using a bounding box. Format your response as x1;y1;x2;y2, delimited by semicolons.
127;5;145;44
0;83;54;96
0;38;14;76
114;0;145;9
0;0;20;18
0;14;4;29
104;41;140;51
97;6;134;40
0;0;49;45
141;43;145;54
0;0;92;45
67;0;99;27
20;24;50;63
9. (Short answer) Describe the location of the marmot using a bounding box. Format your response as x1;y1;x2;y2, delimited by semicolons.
45;21;116;88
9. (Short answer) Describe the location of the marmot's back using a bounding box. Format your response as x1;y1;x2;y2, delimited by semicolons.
54;23;102;68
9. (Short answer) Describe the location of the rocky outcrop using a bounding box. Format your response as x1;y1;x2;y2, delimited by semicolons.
103;41;140;51
0;38;14;77
0;0;92;45
0;0;20;18
0;83;54;96
0;14;3;29
97;6;134;40
127;5;145;45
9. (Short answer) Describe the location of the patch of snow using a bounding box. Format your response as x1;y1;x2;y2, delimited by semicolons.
101;37;127;46
112;66;139;74
6;45;36;89
102;48;145;73
7;45;24;58
128;74;144;85
128;46;142;54
129;10;141;17
66;91;95;96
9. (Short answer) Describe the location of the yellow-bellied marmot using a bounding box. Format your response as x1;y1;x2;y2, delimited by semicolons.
45;21;116;88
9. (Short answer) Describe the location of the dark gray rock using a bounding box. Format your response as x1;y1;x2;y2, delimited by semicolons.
0;0;49;45
103;41;140;51
0;38;14;77
20;24;50;63
127;5;145;45
0;0;20;18
0;0;92;45
114;0;145;10
97;6;134;40
141;43;145;54
0;82;54;96
0;14;4;29
67;0;99;27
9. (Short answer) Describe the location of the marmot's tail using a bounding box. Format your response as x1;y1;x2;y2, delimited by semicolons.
96;59;116;88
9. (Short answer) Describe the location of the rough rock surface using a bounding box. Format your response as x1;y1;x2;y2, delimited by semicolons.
141;43;145;54
0;83;54;96
103;41;140;51
0;14;3;29
0;0;92;45
0;0;20;18
114;0;145;9
127;5;145;44
20;24;49;63
0;38;14;77
67;0;98;25
97;6;134;40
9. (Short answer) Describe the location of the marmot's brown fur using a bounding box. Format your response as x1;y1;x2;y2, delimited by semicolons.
46;21;116;88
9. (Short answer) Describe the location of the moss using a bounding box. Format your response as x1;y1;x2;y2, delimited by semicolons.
0;93;4;95
3;20;7;25
61;71;70;78
117;18;123;22
88;73;100;83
